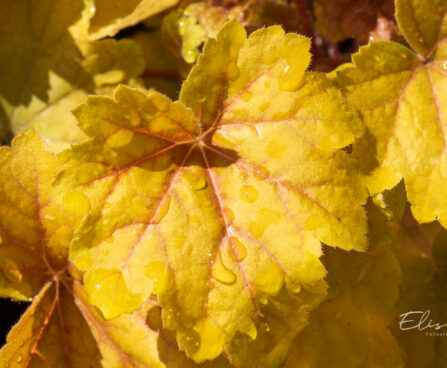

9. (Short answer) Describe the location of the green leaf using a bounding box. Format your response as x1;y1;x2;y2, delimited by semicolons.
336;0;447;227
57;21;367;362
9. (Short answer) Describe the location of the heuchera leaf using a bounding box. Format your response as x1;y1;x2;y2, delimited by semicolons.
336;0;447;227
284;201;403;368
57;20;367;362
0;0;145;152
0;132;226;367
88;0;179;41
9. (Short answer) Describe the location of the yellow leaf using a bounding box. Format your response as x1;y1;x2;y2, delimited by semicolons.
89;0;179;40
0;0;145;153
58;21;367;361
336;0;447;227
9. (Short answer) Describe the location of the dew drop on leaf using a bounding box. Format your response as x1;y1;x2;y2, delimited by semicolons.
85;268;144;320
254;165;270;180
240;185;259;203
249;208;281;237
145;261;167;291
242;91;253;102
62;191;90;214
16;354;23;363
228;237;247;262
223;207;235;224
106;129;134;148
212;254;237;285
265;139;287;158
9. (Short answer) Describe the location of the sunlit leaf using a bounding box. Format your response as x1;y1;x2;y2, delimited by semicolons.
336;0;447;227
0;0;145;152
57;20;367;361
88;0;179;40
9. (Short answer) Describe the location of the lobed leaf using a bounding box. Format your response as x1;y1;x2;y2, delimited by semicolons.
57;21;367;361
336;0;447;227
0;0;145;152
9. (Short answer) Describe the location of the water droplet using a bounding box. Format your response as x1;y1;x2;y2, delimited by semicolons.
239;171;248;181
152;196;171;224
44;215;55;221
212;254;236;285
63;191;90;214
145;262;167;292
85;268;144;320
242;91;253;102
265;139;287;158
179;329;201;354
278;61;303;92
104;202;112;209
259;101;270;112
223;207;235;224
101;248;110;256
401;54;408;59
249;208;281;238
228;237;247;262
106;129;134;148
240;185;258;203
16;354;23;363
185;172;207;190
442;61;447;71
89;6;95;14
254;166;270;180
262;322;270;332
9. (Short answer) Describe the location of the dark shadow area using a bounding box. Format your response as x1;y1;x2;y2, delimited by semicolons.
0;299;29;345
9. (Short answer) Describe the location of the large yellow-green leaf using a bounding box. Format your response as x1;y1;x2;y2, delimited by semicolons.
88;0;179;40
0;0;145;152
336;0;447;226
0;132;232;367
57;20;367;362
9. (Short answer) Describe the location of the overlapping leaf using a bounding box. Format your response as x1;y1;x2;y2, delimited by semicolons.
284;200;403;368
88;0;179;40
335;0;447;227
0;132;233;367
0;0;145;152
57;20;367;361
